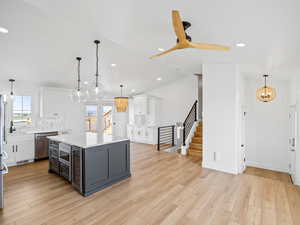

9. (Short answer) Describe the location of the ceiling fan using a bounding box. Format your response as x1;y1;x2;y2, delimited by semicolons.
150;10;230;59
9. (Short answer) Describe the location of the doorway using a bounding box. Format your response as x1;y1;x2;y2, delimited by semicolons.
240;106;247;173
103;105;113;139
85;105;98;133
288;105;297;183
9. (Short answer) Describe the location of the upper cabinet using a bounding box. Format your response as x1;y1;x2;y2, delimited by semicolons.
133;95;147;115
129;95;160;126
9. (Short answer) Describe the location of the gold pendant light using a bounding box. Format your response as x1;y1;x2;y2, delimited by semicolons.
256;75;276;102
114;84;128;112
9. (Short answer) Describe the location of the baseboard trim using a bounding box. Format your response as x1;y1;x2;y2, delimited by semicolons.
246;161;288;173
202;161;238;175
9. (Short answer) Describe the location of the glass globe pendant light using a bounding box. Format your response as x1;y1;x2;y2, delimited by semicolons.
256;74;276;102
91;40;104;101
71;57;85;103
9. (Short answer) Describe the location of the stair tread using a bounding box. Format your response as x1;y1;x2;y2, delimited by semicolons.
189;148;202;151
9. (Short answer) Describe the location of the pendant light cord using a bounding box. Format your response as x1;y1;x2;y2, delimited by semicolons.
76;57;81;92
95;40;100;88
9;79;15;96
264;75;267;88
120;84;123;97
10;81;13;95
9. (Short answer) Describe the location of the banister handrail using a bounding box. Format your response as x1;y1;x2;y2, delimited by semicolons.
183;100;198;146
183;100;198;125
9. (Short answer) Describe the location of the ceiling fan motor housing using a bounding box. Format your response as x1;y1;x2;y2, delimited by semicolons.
177;21;192;43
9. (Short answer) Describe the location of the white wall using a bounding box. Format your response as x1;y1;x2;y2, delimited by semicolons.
41;87;85;135
244;78;289;172
289;77;300;185
146;75;198;126
202;64;241;174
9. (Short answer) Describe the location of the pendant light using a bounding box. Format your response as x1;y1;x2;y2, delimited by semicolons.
9;79;15;99
256;74;276;102
71;57;85;103
114;84;128;112
92;40;103;101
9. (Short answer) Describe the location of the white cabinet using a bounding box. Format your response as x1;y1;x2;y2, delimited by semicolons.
15;139;35;162
145;127;155;144
133;96;147;115
4;143;16;166
127;125;134;140
128;95;160;145
4;134;35;166
127;125;157;144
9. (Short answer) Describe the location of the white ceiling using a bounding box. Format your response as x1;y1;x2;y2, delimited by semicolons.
1;0;300;95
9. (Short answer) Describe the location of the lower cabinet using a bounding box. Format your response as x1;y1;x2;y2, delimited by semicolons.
4;136;35;166
82;140;131;196
50;139;131;197
127;125;157;144
4;143;16;166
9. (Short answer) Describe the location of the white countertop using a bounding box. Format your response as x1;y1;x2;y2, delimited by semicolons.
47;133;129;148
26;130;59;134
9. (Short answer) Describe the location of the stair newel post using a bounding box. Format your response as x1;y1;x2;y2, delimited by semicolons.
171;125;175;147
157;127;160;151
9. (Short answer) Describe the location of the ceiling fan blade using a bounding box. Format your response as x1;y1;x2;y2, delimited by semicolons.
189;42;230;51
150;45;180;59
172;10;186;43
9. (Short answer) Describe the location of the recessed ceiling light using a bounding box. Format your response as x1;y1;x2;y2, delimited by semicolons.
158;48;164;52
111;63;116;67
84;81;88;85
156;77;162;81
131;89;135;93
0;27;8;34
236;43;246;47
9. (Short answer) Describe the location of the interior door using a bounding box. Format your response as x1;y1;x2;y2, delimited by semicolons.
240;107;247;173
289;105;297;183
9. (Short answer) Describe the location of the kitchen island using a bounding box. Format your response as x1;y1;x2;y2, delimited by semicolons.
47;133;131;196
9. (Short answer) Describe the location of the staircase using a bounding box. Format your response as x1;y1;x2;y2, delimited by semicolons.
188;122;202;159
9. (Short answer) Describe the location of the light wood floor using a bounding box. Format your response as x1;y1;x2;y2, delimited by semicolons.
245;166;292;184
1;143;300;225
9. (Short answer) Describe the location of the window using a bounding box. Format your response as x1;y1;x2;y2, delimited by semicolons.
85;105;98;132
13;96;32;124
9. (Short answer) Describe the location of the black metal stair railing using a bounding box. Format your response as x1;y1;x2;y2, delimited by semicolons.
183;100;197;146
157;125;175;151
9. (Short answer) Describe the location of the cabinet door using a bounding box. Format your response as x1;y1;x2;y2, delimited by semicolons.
146;128;154;144
15;140;35;162
134;97;147;115
84;147;109;192
4;143;16;166
109;142;130;179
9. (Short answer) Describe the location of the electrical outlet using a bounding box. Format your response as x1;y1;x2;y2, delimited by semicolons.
213;152;221;161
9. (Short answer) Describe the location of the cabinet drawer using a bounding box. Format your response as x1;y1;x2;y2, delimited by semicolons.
60;163;71;182
49;157;60;174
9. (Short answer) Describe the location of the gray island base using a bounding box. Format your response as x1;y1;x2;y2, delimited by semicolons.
48;134;131;196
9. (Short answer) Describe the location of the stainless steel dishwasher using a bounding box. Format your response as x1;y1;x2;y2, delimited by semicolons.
35;132;58;160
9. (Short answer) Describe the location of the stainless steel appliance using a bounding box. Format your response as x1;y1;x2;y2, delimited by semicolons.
58;143;71;181
0;95;8;209
35;132;58;160
71;145;82;193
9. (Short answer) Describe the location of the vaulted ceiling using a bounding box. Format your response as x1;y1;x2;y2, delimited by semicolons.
1;0;300;95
